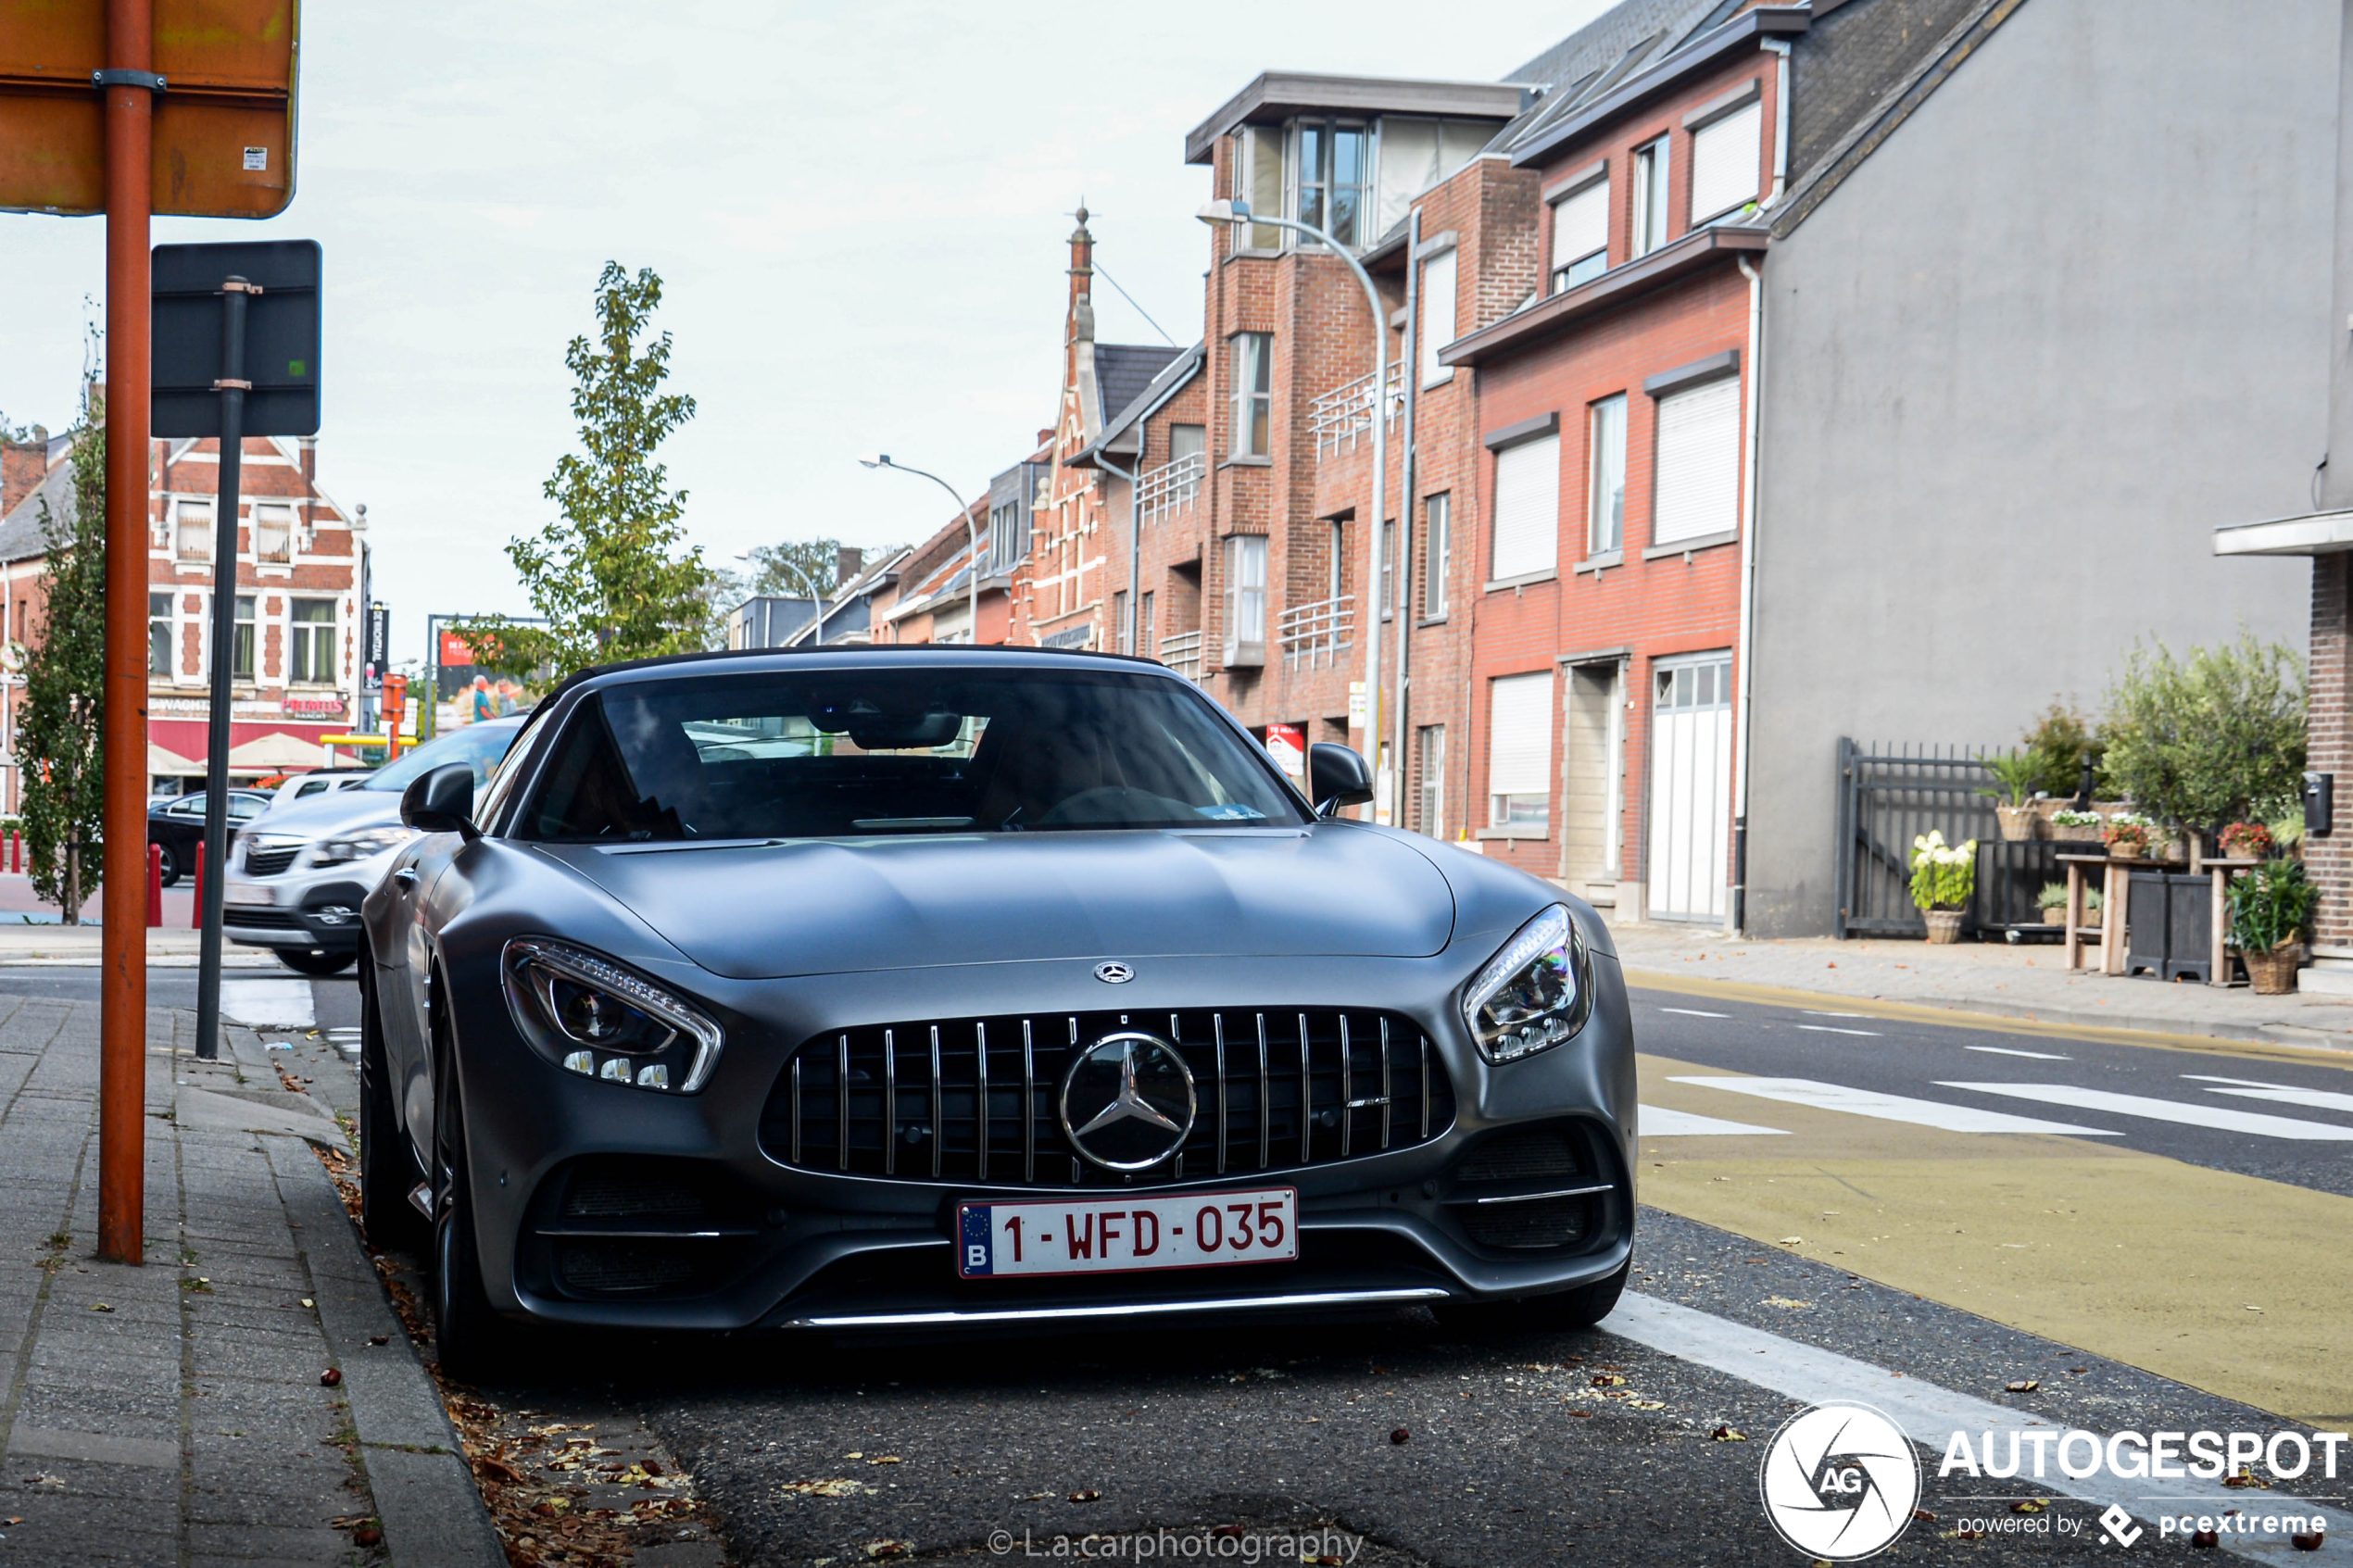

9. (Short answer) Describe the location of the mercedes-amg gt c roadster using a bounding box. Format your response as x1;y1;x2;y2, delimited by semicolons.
359;646;1635;1376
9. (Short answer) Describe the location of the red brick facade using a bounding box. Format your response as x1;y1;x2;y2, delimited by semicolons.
2309;554;2350;950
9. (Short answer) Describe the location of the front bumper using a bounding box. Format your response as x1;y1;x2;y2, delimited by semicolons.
447;946;1638;1333
225;846;405;951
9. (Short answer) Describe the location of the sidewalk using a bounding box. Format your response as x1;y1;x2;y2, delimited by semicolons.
1604;916;2353;1053
0;996;499;1564
0;927;279;968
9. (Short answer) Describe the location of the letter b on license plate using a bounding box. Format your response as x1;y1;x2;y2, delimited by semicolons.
957;1187;1299;1278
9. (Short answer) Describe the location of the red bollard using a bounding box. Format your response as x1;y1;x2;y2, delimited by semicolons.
190;841;205;930
146;843;162;929
7;828;17;873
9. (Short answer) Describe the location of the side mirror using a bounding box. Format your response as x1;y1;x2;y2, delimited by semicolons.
400;763;479;839
1307;743;1375;816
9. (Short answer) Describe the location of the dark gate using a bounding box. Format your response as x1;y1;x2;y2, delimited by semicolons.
1835;739;2065;939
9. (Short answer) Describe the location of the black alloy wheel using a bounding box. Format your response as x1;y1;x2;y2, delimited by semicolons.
427;984;513;1384
358;959;427;1252
1430;1261;1630;1336
278;947;357;976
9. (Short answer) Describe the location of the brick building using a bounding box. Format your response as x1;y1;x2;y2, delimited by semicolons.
0;429;368;807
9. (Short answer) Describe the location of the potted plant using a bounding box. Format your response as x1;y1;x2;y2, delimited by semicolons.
1909;830;1977;943
1977;749;2045;841
2035;882;2069;924
2050;807;2105;843
2104;812;2154;859
2229;859;2319;994
2220;821;2274;860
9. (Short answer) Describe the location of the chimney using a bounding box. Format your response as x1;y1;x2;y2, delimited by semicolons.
836;545;863;585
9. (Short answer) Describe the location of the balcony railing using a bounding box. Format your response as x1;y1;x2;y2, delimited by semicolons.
1276;595;1354;669
1138;451;1205;524
1307;362;1403;458
1158;629;1203;683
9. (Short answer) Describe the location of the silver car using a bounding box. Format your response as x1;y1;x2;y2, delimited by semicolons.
225;718;526;974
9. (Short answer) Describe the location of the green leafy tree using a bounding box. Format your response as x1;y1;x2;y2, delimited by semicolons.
2101;633;2306;831
459;262;713;678
741;538;847;600
19;383;108;922
2022;703;2103;798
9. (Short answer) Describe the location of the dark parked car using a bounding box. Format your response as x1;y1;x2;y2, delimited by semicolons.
147;789;271;885
358;647;1635;1377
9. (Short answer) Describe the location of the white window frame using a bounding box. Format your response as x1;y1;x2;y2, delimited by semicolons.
1222;533;1267;668
1588;395;1628;555
289;596;337;685
253;501;295;564
1230;332;1272;459
1630;136;1670;258
1422;492;1451;619
1549;176;1609;293
1419;245;1457;388
1291;117;1373;249
1651;374;1743;547
1489;433;1561;583
1487;671;1554;834
147;593;172;678
174;498;213;562
1688;98;1763;225
1417;722;1446;839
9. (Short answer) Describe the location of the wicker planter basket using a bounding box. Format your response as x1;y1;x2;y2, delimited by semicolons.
2246;947;2301;996
2107;841;2146;861
2051;821;2104;843
1994;805;2036;842
1924;909;1965;945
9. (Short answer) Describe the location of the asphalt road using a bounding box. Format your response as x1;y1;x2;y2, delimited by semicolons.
0;961;361;1032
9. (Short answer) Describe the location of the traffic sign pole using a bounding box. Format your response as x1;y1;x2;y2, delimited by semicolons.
98;0;154;1266
193;278;249;1063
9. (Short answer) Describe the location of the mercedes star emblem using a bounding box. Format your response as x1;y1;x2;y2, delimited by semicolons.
1094;961;1134;984
1058;1032;1196;1171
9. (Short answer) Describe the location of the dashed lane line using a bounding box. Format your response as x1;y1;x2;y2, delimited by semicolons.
1668;1075;2120;1136
2183;1074;2353;1117
1965;1045;2072;1060
1939;1083;2353;1142
1638;1104;1788;1137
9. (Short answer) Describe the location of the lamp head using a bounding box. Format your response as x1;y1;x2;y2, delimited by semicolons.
857;453;888;470
1195;199;1251;226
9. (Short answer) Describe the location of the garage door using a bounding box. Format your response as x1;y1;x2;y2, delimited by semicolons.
1647;653;1732;922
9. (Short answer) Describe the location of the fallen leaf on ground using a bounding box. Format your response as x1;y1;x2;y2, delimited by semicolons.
781;1479;868;1498
1069;1489;1101;1502
2004;1380;2039;1393
863;1540;911;1559
1710;1426;1747;1441
2013;1499;2046;1514
1629;1399;1666;1411
476;1458;525;1486
866;1455;902;1465
1763;1297;1812;1310
1589;1374;1627;1387
88;1304;112;1313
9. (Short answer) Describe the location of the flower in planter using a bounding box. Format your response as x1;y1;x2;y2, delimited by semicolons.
2051;809;2102;828
2229;859;2319;957
1908;830;1978;911
2103;812;2154;856
2220;821;2274;859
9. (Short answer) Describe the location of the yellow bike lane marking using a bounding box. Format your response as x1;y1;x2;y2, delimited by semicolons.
1635;1049;2353;1427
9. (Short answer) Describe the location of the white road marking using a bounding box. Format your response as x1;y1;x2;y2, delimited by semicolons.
1795;1024;1881;1037
1939;1082;2353;1142
1669;1076;2119;1136
1803;1010;1870;1018
1639;1105;1788;1137
1964;1045;2072;1060
218;979;315;1029
2180;1073;2353;1116
1604;1291;2353;1555
1657;1007;1730;1019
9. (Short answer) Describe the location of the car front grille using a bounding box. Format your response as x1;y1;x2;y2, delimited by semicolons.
244;846;300;876
761;1009;1456;1189
223;906;303;930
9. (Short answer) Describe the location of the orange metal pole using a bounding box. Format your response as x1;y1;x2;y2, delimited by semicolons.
98;0;154;1266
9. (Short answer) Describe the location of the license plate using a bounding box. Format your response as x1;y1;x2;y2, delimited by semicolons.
224;885;273;907
956;1186;1299;1279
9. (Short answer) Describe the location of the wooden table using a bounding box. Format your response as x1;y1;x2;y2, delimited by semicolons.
2057;852;2259;984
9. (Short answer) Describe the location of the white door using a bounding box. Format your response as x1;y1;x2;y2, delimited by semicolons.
1647;654;1733;922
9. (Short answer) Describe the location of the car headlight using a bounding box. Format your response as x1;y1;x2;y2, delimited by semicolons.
501;938;724;1093
1461;905;1593;1064
313;825;420;868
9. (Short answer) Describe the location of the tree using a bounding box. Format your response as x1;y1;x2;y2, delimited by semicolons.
459;262;713;678
702;537;868;644
2101;633;2306;831
19;382;108;922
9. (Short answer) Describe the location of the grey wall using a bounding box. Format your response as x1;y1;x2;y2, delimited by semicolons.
1746;0;2331;937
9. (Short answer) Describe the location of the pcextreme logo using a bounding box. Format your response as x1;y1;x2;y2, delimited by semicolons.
1759;1401;1923;1561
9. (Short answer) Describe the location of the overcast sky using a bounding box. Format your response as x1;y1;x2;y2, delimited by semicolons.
0;0;1598;669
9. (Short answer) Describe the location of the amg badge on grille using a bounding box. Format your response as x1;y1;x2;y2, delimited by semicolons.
1058;1032;1195;1170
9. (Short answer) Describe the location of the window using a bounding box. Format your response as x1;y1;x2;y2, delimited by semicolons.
1422;492;1451;618
1652;377;1742;546
988;498;1027;569
1378;520;1397;621
1630;137;1670;257
1168;423;1206;506
1550;178;1609;292
1327;520;1346;604
1294;118;1370;247
1417;723;1447;839
1372;117;1494;236
1588;395;1628;554
233;595;255;682
1419;246;1457;387
1237;125;1286;251
1114;591;1131;656
1488;671;1554;833
1689;99;1763;224
174;499;213;561
253;502;294;563
1139;591;1155;654
1223;533;1267;667
289;597;336;684
1230;333;1272;458
1490;433;1561;582
148;594;171;677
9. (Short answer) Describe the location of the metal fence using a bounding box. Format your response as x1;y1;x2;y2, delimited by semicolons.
1834;739;2069;939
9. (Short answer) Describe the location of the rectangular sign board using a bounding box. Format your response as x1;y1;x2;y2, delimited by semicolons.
0;0;298;219
151;239;320;437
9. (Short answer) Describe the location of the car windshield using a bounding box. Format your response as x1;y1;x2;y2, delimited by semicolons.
366;721;520;793
522;668;1308;840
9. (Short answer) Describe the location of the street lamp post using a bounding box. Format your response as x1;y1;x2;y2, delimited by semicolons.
1197;199;1390;812
732;550;835;647
860;455;983;645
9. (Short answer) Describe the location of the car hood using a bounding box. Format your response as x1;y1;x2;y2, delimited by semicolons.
535;826;1457;980
240;785;402;842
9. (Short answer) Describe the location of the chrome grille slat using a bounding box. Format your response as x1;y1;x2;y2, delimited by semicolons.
769;1008;1454;1187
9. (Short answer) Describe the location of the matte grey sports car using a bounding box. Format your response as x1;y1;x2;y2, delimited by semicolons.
358;646;1635;1377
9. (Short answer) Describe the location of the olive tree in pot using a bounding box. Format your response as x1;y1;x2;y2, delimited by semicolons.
2101;633;2306;860
1910;830;1978;944
2229;860;2319;995
1978;748;2045;841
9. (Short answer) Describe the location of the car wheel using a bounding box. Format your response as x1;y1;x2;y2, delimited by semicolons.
1431;1261;1630;1336
278;947;357;976
155;844;180;888
358;961;427;1253
427;993;514;1384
